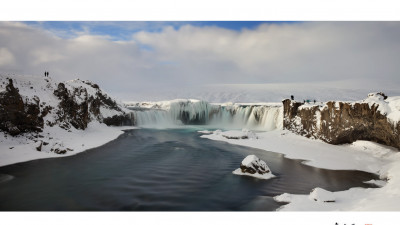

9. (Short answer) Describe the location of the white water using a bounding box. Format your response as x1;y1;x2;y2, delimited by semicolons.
129;100;283;131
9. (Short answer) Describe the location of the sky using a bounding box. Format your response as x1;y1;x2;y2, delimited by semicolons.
1;21;400;101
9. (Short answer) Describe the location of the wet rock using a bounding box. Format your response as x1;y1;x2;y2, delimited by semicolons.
233;155;274;180
52;148;67;154
239;155;270;175
103;114;134;126
36;141;43;151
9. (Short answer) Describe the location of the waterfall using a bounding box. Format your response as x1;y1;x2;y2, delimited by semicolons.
127;100;283;131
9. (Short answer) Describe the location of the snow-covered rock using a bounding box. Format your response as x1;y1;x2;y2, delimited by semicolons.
309;187;335;203
0;74;133;136
282;92;400;150
197;130;213;134
0;74;135;166
213;129;222;135
221;129;258;139
233;155;275;180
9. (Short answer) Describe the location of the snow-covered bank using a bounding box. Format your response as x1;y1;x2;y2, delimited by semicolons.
0;74;135;167
0;122;137;167
202;129;400;211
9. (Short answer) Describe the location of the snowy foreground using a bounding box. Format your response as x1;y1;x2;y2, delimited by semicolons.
0;123;136;167
201;129;400;211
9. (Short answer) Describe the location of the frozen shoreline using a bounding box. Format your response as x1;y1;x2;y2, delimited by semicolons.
0;123;137;167
201;129;400;211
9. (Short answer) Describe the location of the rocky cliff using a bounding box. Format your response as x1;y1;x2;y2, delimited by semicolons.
0;79;43;135
0;74;133;137
283;93;400;149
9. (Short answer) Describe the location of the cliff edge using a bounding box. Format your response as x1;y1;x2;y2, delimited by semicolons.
283;93;400;149
0;74;134;156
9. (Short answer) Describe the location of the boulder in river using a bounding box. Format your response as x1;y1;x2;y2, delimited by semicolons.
233;155;275;180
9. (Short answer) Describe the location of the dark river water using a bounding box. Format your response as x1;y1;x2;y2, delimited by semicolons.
0;128;378;211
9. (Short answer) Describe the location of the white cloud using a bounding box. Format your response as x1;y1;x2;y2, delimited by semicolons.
0;22;400;100
0;47;15;66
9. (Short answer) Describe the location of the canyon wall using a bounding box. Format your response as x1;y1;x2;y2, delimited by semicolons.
0;76;133;136
282;93;400;149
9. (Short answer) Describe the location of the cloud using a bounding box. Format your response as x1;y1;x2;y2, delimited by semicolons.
0;47;15;66
0;21;400;100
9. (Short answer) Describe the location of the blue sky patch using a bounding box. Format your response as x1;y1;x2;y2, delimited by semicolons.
23;21;299;40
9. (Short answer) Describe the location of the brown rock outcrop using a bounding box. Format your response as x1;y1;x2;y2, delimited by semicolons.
282;96;400;149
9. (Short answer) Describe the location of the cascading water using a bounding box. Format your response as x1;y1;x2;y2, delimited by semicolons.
127;100;283;131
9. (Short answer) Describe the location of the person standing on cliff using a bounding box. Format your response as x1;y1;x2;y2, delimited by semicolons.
291;95;294;100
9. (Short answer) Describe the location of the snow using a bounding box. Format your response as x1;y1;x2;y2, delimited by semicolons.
122;79;400;103
241;155;261;166
203;129;397;173
233;168;275;180
242;155;269;170
364;179;387;187
220;129;258;139
232;155;275;180
202;129;400;211
315;110;321;130
0;74;135;167
197;130;213;134
0;122;137;167
3;74;400;211
274;193;292;203
358;93;400;125
308;188;336;202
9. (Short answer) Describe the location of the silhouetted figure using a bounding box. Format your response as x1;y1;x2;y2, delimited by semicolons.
291;95;294;100
44;71;46;77
303;100;305;103
314;99;316;104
